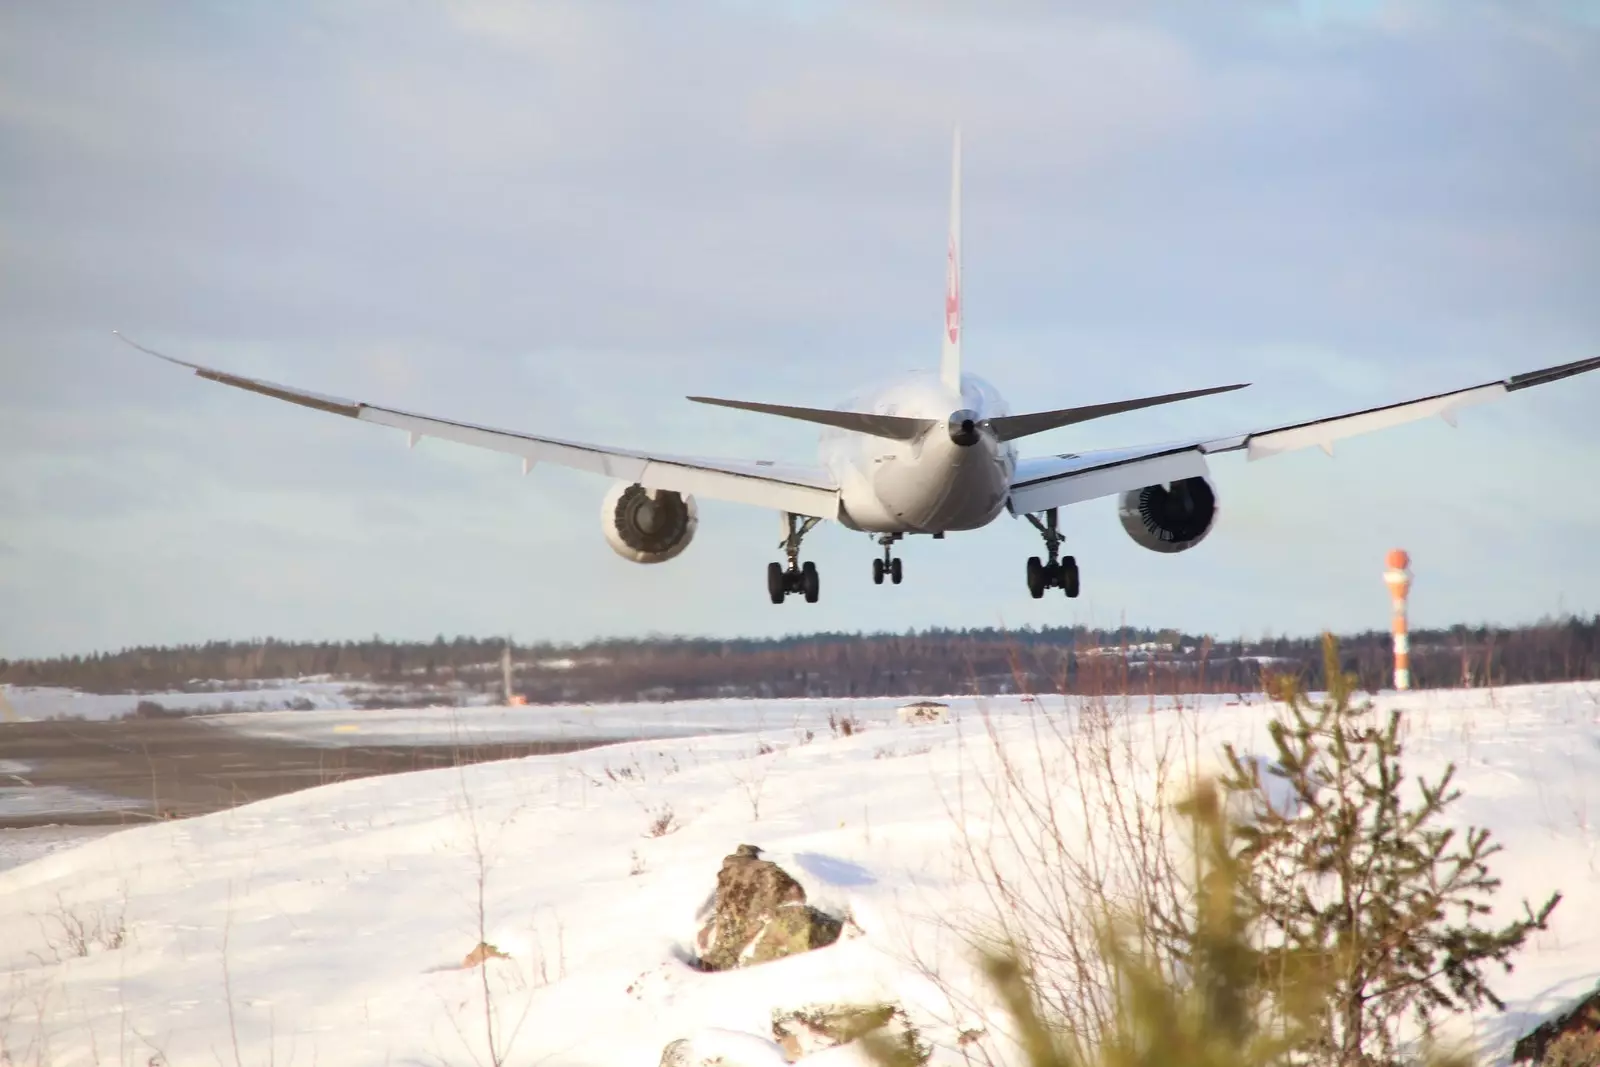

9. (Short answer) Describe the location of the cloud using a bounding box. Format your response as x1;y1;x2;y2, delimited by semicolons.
0;1;1597;657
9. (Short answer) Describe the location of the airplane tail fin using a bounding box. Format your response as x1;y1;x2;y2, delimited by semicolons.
940;127;962;394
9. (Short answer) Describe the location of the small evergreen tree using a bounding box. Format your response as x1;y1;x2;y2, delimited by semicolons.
1222;635;1560;1067
865;780;1474;1067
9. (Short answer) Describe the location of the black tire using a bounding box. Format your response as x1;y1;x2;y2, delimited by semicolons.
1062;556;1080;599
1026;556;1045;599
801;561;820;603
873;558;884;585
767;562;786;604
890;557;903;585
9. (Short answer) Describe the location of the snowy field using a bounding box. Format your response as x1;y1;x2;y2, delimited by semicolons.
207;695;1020;747
1;683;1597;1066
0;680;542;722
0;682;357;722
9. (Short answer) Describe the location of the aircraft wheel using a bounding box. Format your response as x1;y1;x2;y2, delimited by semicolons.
873;558;884;585
767;562;787;604
1062;556;1080;599
1026;556;1045;599
890;557;903;585
801;561;820;603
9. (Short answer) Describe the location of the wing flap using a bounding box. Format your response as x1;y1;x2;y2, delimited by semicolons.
1009;447;1209;514
1228;383;1506;461
1010;353;1600;515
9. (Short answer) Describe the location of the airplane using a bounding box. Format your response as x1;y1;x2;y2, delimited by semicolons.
119;131;1600;606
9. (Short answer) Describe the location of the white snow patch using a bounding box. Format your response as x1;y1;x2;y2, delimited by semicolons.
0;786;145;819
0;681;355;721
0;826;117;873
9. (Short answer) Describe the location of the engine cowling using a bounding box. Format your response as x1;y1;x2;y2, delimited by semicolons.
602;482;698;564
1117;476;1218;554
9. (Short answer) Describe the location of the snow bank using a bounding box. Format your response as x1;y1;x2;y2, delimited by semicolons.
0;684;1595;1065
0;681;355;721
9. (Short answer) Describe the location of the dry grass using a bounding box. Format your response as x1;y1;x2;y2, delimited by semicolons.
644;804;682;838
32;892;129;963
932;688;1202;1059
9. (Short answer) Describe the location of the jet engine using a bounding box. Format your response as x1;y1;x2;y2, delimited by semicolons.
602;482;698;564
1117;476;1218;554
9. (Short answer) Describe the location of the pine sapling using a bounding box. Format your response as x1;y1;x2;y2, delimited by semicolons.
1222;635;1560;1067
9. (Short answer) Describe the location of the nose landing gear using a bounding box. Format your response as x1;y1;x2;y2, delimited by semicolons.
872;533;904;586
1025;507;1080;599
769;513;821;604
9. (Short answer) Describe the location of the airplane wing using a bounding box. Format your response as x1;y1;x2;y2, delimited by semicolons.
118;333;840;520
1008;354;1600;516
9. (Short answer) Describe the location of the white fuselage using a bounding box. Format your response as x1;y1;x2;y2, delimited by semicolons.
821;371;1017;533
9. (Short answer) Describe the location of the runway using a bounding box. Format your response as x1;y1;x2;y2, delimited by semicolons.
0;716;627;830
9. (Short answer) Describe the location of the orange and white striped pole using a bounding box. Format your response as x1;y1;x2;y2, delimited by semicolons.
1383;549;1413;691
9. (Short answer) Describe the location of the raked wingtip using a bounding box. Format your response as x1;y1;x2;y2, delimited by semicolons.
112;330;187;368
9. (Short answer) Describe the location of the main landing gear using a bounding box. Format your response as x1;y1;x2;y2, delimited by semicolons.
768;512;821;604
1025;507;1080;599
872;533;903;586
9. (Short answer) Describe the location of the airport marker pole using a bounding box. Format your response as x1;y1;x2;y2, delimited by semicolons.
1384;549;1413;691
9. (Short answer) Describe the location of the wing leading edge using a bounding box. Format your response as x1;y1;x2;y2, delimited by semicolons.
117;333;840;519
1009;354;1600;516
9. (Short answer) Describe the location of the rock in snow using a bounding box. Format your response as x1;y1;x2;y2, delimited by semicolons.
896;701;949;725
695;844;845;972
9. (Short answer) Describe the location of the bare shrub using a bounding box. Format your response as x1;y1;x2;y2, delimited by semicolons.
731;755;773;821
442;763;538;1067
644;804;682;838
35;893;129;962
603;761;639;783
828;711;864;738
870;781;1332;1067
925;687;1197;1056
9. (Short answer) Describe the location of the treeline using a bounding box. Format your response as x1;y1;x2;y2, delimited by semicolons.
3;616;1599;701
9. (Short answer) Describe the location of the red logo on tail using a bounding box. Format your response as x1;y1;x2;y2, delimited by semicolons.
945;237;960;344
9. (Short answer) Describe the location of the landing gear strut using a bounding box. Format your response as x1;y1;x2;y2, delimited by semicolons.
872;533;904;586
1025;508;1080;599
768;512;821;604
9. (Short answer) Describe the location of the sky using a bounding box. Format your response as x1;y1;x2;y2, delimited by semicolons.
2;0;1598;660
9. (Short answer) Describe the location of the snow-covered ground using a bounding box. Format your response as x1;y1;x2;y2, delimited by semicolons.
0;682;357;721
0;679;536;722
207;695;998;746
1;684;1597;1066
0;826;118;875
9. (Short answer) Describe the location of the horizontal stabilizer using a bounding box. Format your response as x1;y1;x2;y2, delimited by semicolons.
687;396;937;442
988;382;1249;442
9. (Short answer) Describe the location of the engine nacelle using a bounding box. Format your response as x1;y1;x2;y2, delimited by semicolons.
602;482;698;564
1117;476;1218;554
